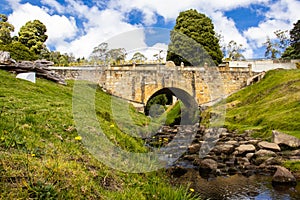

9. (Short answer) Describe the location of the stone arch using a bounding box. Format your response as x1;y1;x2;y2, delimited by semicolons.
144;87;199;125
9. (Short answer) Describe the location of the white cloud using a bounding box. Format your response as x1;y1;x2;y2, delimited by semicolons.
243;0;300;49
108;0;270;23
40;0;65;13
211;11;253;58
56;8;141;58
107;0;268;59
4;0;300;59
8;2;78;48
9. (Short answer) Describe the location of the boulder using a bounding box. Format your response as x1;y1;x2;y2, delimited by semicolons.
272;166;297;186
213;144;235;155
0;51;15;65
188;143;201;154
236;144;256;155
254;149;277;157
258;141;281;152
225;140;239;146
272;130;300;148
246;153;254;160
199;159;218;172
252;149;276;165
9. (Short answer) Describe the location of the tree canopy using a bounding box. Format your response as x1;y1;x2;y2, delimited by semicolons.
18;20;48;55
166;9;223;66
226;40;245;61
89;43;126;65
90;42;109;63
283;20;300;59
131;52;147;62
0;14;14;44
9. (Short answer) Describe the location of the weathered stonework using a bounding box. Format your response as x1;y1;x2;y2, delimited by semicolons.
97;64;259;106
50;64;262;107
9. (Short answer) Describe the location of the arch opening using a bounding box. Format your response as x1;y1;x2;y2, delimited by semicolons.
145;87;199;125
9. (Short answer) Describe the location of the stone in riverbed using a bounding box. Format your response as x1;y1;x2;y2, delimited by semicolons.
258;141;281;152
246;153;254;160
272;130;300;148
236;144;256;155
188;143;201;154
225;140;239;146
212;144;235;155
272;166;297;186
199;158;218;173
254;149;277;157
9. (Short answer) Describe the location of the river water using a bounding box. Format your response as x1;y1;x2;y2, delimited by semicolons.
170;168;300;200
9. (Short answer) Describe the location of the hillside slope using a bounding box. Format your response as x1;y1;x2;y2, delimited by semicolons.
0;70;195;199
224;69;300;139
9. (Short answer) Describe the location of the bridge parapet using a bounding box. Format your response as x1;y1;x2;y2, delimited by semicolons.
50;64;259;107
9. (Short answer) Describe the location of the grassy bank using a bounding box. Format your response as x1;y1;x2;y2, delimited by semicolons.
223;69;300;140
0;70;196;199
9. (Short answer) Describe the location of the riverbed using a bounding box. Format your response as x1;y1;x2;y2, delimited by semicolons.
169;168;300;200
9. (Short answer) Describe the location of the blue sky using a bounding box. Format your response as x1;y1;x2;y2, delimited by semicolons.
0;0;299;60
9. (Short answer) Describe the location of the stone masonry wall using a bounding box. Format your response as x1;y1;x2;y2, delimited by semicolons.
50;65;257;106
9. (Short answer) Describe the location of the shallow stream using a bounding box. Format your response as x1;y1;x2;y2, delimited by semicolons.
170;168;300;200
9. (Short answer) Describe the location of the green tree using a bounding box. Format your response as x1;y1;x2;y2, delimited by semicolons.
90;42;109;63
107;48;126;64
145;94;168;117
131;52;147;62
283;20;300;59
263;36;280;59
0;14;14;44
263;30;289;59
18;20;48;55
166;9;223;66
290;20;300;54
0;41;37;61
226;40;245;60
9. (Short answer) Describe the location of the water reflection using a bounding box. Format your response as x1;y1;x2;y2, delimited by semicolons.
170;169;300;200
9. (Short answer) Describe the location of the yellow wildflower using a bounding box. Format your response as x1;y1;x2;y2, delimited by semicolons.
110;124;115;128
75;136;82;141
189;188;195;192
31;154;35;157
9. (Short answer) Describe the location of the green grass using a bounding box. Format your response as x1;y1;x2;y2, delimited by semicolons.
283;160;300;172
165;101;182;126
0;70;197;199
223;69;300;139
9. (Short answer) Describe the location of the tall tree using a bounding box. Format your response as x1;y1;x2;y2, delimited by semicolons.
226;40;245;60
263;36;280;59
263;29;289;59
166;9;223;66
107;48;126;64
131;52;147;62
286;20;300;59
274;30;289;50
0;14;14;44
90;42;109;63
153;50;164;62
18;20;48;55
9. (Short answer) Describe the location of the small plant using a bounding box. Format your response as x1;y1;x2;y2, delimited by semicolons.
28;181;58;200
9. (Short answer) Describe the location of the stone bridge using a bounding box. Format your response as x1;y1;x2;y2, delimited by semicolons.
51;63;263;111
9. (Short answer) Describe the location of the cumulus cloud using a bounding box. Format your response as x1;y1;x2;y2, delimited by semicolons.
243;0;300;49
3;0;300;59
56;7;141;58
40;0;65;13
7;2;78;48
211;11;253;58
